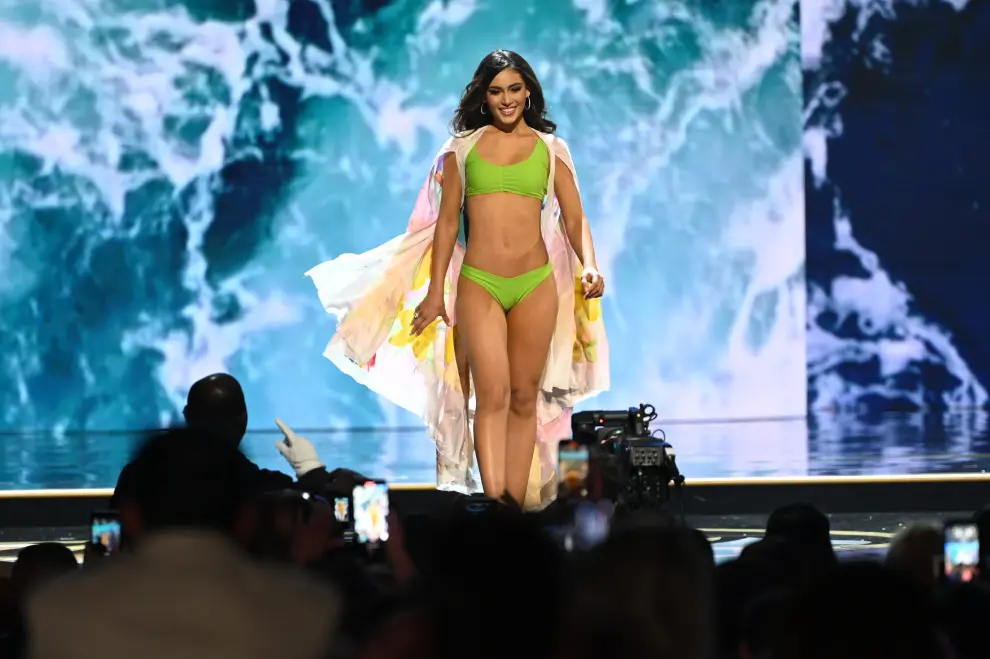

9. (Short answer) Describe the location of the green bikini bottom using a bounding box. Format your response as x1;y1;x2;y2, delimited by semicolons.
460;262;553;312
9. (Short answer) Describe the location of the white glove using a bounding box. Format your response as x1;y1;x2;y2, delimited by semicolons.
274;418;324;478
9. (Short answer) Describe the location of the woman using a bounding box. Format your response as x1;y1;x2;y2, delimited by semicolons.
306;50;609;509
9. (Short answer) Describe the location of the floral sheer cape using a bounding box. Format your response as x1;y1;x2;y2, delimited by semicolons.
305;126;609;508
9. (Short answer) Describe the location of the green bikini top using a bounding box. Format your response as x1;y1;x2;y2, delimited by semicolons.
464;139;549;201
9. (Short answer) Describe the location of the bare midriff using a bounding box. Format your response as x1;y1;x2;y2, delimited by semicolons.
462;194;547;277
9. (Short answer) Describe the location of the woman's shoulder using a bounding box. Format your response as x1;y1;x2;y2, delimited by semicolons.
546;134;574;160
439;128;481;153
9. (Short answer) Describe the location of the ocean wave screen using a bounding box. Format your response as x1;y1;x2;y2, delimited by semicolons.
803;0;990;419
0;0;803;483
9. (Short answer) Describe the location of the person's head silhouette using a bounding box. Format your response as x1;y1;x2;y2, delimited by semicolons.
182;373;248;447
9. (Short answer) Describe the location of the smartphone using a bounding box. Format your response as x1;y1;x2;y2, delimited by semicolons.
90;511;121;553
944;520;980;582
352;480;389;547
558;440;590;499
333;496;351;524
547;500;612;552
572;500;612;547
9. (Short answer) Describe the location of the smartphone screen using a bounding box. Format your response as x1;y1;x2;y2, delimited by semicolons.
558;441;590;499
573;500;611;547
546;500;613;552
333;496;351;524
352;481;389;545
90;511;121;553
944;522;980;582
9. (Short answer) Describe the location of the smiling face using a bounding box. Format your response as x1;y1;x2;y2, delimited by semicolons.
485;67;529;128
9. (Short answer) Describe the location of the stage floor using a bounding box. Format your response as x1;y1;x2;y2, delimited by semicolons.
1;411;988;491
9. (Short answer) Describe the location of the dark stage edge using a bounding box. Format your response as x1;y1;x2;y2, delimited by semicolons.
1;475;988;529
0;512;964;564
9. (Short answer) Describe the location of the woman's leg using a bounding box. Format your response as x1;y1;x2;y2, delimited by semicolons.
453;324;479;486
504;275;558;505
456;275;510;498
453;323;471;440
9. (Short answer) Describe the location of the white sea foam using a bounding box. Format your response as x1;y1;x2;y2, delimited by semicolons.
801;0;986;413
0;0;809;475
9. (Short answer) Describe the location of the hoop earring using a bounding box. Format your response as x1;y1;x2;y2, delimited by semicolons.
480;105;488;115
526;97;531;110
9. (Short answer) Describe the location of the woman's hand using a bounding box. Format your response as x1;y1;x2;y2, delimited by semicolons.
581;266;605;299
411;292;450;335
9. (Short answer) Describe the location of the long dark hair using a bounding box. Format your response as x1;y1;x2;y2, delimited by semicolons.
451;50;556;135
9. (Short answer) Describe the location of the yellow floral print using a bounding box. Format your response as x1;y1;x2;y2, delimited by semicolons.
440;324;462;392
389;305;438;361
573;277;602;322
413;245;453;294
413;248;432;291
445;324;456;365
572;276;601;363
386;247;455;365
573;337;598;363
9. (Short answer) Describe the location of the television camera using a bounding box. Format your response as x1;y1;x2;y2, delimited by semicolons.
571;404;685;514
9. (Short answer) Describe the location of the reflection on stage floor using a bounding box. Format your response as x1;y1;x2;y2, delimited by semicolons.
0;411;987;490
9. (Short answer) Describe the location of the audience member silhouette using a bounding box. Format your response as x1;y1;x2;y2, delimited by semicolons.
886;523;943;590
2;543;78;659
559;527;715;659
10;543;78;601
112;373;336;509
183;373;251;447
772;562;945;659
26;427;340;659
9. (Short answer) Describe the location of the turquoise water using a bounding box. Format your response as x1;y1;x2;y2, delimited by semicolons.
0;0;803;486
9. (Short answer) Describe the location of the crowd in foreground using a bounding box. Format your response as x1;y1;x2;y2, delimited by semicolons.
0;373;988;659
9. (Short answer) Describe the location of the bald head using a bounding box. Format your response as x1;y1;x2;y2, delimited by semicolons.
182;373;248;446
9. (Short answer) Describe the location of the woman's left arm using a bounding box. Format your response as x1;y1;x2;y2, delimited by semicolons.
554;156;605;298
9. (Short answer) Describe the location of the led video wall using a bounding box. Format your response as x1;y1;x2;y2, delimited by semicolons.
1;0;985;486
803;0;990;412
0;0;804;436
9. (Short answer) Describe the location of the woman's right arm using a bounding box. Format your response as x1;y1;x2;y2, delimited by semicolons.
428;152;462;297
411;152;461;336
